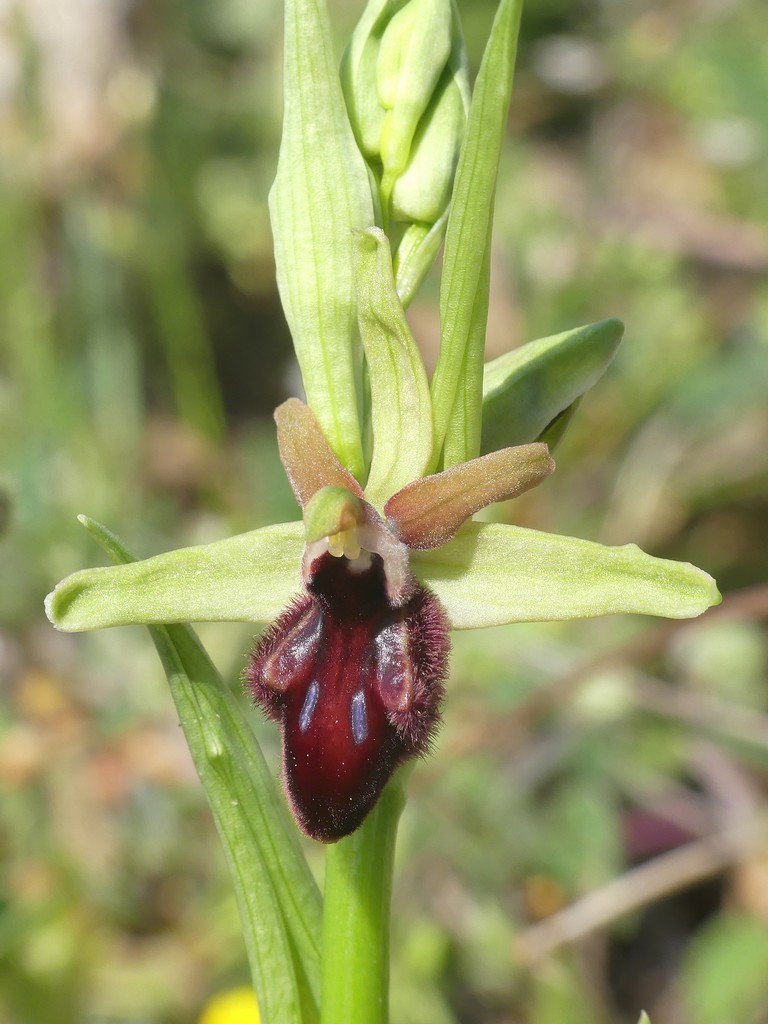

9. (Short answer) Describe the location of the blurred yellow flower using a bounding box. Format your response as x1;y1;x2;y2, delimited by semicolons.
198;987;260;1024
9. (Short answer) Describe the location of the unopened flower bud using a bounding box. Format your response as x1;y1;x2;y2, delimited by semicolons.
376;0;453;199
390;65;465;223
342;0;468;304
342;0;468;217
340;0;391;160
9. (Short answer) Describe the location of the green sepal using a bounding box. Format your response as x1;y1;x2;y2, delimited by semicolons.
269;0;374;479
353;227;433;506
481;318;624;453
74;517;321;1023
45;518;304;631
412;521;721;629
431;0;524;469
303;486;364;544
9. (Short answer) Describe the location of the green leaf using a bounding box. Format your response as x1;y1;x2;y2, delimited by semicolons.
77;518;322;1023
637;1014;652;1024
439;243;491;466
269;0;375;480
353;227;433;505
682;913;768;1024
46;519;304;631
481;318;625;453
430;0;523;469
412;522;721;629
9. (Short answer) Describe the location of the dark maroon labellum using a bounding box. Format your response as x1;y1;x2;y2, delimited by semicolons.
245;552;449;843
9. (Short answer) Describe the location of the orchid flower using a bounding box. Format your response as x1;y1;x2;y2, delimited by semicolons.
44;1;720;1020
44;229;717;843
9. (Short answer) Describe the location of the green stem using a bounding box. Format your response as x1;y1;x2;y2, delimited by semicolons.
319;773;408;1024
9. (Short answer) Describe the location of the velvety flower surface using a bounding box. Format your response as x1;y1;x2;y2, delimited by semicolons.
246;551;449;842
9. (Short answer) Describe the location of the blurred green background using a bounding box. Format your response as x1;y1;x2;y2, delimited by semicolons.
1;0;767;1021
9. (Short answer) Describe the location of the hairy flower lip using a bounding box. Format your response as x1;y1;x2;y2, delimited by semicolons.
246;545;449;843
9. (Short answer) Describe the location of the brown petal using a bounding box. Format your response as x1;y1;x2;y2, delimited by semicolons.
275;398;364;507
384;444;555;550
